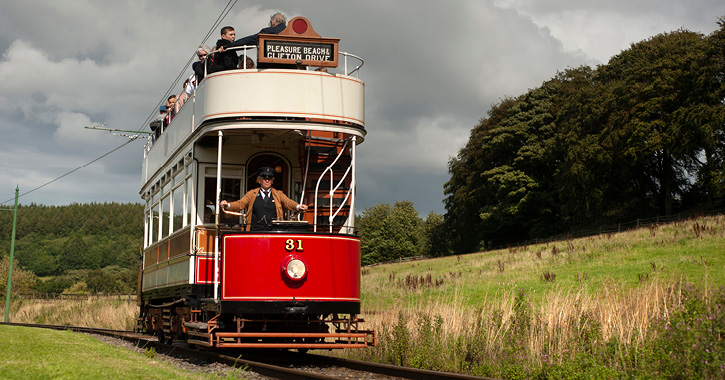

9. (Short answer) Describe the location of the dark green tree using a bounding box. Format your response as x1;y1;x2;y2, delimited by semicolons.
419;212;449;257
596;29;717;215
444;97;518;253
444;21;725;251
57;232;98;272
359;201;422;265
359;203;391;265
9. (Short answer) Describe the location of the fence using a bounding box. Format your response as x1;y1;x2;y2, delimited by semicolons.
493;207;725;251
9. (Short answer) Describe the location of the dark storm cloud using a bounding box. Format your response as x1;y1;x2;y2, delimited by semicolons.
1;0;723;216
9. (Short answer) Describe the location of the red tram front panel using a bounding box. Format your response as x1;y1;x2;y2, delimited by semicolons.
221;234;360;302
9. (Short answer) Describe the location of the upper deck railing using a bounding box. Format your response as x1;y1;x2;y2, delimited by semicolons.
142;49;365;185
209;45;364;77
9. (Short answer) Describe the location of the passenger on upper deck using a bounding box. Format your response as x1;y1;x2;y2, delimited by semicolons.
164;95;176;125
208;26;238;74
175;79;190;112
149;105;166;139
220;166;308;231
238;56;255;70
225;13;286;50
192;45;212;83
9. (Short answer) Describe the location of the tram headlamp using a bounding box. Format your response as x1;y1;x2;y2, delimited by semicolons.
281;256;308;281
286;259;306;279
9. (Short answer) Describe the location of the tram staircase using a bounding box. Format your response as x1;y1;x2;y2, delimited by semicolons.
301;133;354;234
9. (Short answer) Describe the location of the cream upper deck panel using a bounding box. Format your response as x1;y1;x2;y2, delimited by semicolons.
142;68;365;187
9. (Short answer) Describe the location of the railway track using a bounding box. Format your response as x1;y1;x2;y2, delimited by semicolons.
0;322;497;380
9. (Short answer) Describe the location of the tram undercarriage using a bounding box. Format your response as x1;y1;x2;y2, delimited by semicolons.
139;297;376;349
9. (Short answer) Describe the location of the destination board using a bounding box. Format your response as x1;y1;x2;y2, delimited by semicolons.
258;36;339;67
265;40;335;62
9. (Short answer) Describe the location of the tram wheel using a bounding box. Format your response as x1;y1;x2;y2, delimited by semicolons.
157;329;167;344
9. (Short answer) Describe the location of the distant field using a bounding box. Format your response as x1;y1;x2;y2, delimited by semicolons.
351;214;725;378
0;325;230;379
360;215;724;310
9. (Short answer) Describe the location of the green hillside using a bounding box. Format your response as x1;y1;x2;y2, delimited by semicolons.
0;203;144;293
352;215;725;379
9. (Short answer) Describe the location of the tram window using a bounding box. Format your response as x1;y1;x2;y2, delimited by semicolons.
246;154;289;194
151;205;159;243
204;177;241;224
172;185;184;231
185;178;193;227
161;195;170;239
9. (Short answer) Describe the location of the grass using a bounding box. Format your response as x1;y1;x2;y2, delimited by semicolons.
345;214;725;378
0;325;239;379
6;296;137;330
360;215;725;309
3;215;723;378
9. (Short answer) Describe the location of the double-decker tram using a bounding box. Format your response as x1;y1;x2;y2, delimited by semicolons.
137;17;375;349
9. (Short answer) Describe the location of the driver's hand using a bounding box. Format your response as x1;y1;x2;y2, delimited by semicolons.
220;200;228;209
298;204;308;211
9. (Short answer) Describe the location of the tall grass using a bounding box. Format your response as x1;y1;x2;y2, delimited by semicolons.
7;296;137;330
347;215;725;378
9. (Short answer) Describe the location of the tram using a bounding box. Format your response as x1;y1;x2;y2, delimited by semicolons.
137;17;375;349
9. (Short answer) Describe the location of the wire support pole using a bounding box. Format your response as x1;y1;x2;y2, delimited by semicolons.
4;186;19;322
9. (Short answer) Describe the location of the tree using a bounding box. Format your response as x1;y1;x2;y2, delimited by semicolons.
0;256;37;294
57;232;99;272
596;29;717;215
420;212;449;257
359;201;422;265
444;97;519;253
359;203;390;265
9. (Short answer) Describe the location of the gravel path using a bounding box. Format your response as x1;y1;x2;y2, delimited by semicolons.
90;334;270;379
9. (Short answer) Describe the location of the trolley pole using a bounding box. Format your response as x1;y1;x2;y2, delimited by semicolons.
4;186;19;322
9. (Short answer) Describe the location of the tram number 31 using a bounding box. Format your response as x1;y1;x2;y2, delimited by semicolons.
285;239;304;252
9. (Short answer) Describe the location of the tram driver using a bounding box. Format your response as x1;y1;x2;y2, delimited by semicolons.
220;167;308;231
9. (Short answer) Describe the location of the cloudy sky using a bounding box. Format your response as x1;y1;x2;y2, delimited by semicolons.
1;1;723;216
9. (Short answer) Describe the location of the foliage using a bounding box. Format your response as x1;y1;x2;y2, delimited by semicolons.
0;202;143;277
0;256;38;294
34;266;137;294
444;22;725;252
420;212;450;257
639;285;725;378
359;201;423;265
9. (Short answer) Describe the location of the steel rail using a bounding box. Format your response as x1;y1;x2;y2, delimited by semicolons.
261;351;500;380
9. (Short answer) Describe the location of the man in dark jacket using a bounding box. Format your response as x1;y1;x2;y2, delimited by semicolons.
226;13;286;50
220;166;307;231
208;26;238;74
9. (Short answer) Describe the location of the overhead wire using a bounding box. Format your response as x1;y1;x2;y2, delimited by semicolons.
1;139;136;205
1;2;241;206
138;0;239;132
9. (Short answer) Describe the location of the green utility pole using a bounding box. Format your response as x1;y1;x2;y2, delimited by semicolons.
4;186;19;322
